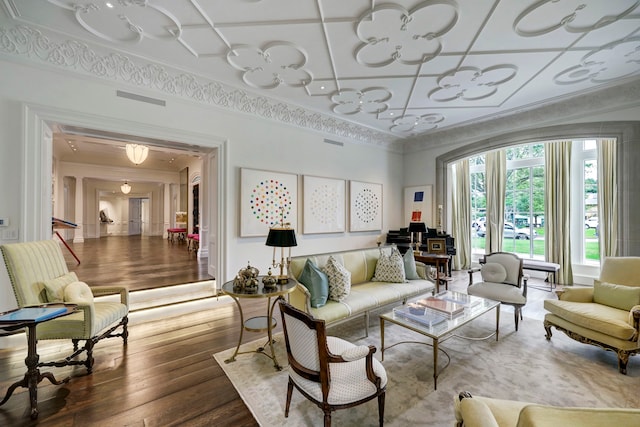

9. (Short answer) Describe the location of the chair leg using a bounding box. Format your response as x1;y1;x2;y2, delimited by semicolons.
378;391;385;427
285;378;293;417
122;316;129;345
514;308;519;331
324;410;331;427
84;339;95;374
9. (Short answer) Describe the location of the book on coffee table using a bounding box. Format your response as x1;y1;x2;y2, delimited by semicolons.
393;304;447;328
415;296;465;318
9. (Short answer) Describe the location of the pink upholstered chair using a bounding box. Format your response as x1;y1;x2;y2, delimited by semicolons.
278;300;387;427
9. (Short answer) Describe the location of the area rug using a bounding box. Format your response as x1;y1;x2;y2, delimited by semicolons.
214;314;639;426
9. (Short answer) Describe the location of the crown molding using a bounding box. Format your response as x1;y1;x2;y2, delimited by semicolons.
404;77;640;153
0;23;404;152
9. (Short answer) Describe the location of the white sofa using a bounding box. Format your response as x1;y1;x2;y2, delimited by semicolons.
288;247;436;334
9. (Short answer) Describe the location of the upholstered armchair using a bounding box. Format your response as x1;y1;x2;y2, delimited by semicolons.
544;257;640;374
278;300;386;427
467;252;528;331
1;240;129;374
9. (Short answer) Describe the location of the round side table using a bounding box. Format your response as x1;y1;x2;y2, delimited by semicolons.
221;278;296;370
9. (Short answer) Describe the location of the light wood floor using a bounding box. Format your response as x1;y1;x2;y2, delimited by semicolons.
0;247;560;426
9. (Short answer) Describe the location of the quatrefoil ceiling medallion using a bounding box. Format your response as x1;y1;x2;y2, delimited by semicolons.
390;114;444;134
354;1;458;67
514;0;640;37
554;37;640;85
226;42;312;90
429;65;518;102
48;0;181;44
331;88;391;115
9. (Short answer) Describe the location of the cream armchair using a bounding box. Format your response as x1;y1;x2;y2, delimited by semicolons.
1;240;129;374
544;257;640;374
454;391;640;427
468;252;528;331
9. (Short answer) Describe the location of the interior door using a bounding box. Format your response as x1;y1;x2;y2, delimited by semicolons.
128;198;142;235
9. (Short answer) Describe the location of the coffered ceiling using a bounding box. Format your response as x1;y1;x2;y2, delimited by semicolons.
2;0;640;150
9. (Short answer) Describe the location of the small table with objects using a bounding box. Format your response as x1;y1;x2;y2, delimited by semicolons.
0;304;77;419
380;291;499;391
414;252;452;292
221;278;296;371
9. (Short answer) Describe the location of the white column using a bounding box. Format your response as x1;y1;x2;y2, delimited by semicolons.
74;176;84;243
164;183;170;239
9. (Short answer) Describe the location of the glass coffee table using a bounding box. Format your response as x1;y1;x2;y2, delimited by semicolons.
379;291;500;390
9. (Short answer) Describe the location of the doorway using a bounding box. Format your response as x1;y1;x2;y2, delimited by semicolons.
24;104;226;284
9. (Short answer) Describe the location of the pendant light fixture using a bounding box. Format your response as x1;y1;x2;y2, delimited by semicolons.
125;143;149;165
121;181;131;194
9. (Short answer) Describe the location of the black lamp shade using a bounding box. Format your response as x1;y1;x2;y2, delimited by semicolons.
408;222;427;233
266;228;297;247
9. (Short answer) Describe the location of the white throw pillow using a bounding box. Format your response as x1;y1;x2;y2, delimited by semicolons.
481;262;507;283
63;281;95;306
322;256;351;302
373;247;407;283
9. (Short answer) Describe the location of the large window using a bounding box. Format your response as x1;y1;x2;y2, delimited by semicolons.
468;140;601;263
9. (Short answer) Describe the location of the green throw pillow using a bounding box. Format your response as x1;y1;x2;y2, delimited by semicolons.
593;280;640;311
42;272;79;303
403;249;420;280
298;259;329;308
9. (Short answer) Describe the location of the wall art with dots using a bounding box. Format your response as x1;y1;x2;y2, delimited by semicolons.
302;175;346;234
240;168;298;237
349;181;383;232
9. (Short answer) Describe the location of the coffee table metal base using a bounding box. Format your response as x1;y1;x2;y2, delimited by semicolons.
380;303;500;390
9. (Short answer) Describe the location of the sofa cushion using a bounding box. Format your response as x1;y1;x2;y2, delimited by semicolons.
593;280;640;311
458;398;500;427
42;272;79;303
403;250;420;280
372;247;406;283
544;299;636;341
481;262;507;283
298;259;329;308
323;256;351;302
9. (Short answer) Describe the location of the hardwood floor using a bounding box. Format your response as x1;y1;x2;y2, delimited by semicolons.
60;235;212;291
0;246;559;426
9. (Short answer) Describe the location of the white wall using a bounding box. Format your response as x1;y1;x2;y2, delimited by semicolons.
0;59;403;310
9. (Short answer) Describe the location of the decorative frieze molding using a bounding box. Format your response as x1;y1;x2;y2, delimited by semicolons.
0;23;402;151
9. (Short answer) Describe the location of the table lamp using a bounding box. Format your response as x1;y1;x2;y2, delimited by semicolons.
266;221;297;284
408;222;426;254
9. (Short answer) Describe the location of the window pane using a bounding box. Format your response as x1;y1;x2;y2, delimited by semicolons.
584;159;599;262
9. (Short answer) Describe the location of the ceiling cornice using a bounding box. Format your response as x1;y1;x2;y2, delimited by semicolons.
0;22;405;152
404;77;640;153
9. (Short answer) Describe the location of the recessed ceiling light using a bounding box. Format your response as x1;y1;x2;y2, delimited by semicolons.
105;2;114;8
320;86;325;90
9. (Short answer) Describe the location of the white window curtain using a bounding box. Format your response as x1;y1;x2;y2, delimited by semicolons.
485;150;506;254
452;159;471;270
544;140;573;285
598;138;618;259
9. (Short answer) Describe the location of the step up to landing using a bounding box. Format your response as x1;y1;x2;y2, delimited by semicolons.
0;280;230;349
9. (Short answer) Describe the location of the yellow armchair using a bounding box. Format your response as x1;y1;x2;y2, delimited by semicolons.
543;257;640;374
1;240;129;374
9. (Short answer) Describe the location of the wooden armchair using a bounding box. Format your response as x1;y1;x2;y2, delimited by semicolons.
278;300;386;427
1;240;129;374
